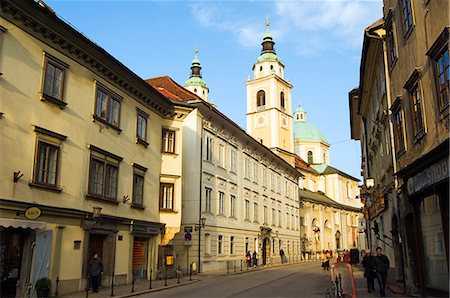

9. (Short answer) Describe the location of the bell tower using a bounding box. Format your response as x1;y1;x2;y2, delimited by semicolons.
185;49;209;101
245;20;295;164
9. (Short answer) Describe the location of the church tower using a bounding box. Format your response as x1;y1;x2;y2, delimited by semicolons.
246;21;295;164
185;49;209;101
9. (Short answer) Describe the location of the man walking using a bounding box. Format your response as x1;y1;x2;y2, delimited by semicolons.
362;249;375;293
89;253;103;293
373;246;390;297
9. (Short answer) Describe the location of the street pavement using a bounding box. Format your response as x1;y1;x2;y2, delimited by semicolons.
61;260;402;298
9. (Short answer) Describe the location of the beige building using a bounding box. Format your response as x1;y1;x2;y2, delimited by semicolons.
351;0;449;295
147;66;302;273
0;1;190;296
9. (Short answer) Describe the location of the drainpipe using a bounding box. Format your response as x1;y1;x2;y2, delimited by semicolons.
198;113;204;273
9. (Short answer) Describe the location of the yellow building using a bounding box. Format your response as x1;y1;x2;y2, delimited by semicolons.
0;1;190;296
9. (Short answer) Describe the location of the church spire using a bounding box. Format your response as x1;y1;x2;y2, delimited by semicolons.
185;48;209;101
261;17;276;55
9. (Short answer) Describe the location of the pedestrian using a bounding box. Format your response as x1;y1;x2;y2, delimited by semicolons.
373;246;389;297
325;250;330;270
322;250;327;270
362;249;375;293
280;248;285;264
246;251;251;268
252;250;258;267
343;249;350;263
89;253;103;293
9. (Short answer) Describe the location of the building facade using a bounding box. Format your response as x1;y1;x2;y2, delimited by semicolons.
351;0;449;295
0;1;188;296
147;69;302;273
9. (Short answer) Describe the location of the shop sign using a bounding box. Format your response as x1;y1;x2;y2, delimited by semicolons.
165;255;174;266
184;226;193;233
132;224;160;235
25;207;41;220
407;159;448;195
368;194;385;220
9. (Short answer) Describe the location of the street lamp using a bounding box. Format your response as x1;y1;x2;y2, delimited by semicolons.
196;216;206;273
92;206;102;218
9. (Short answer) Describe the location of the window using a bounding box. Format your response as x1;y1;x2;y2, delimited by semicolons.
272;208;276;226
409;82;425;137
136;109;148;146
245;237;249;253
162;129;176;153
271;172;275;190
245;200;250;220
33;141;59;187
257;90;266;108
205;135;213;162
292;214;295;230
296;216;299;230
205;233;211;255
230;149;237;172
244;157;251;179
253;162;258;182
278;210;282;227
434;48;449;110
280;92;285;109
42;53;68;107
88;145;122;201
386;16;398;69
346;182;352;198
160;183;174;211
277;175;281;193
401;0;414;34
219;191;225;215
286;213;290;229
219;144;225;167
205;188;212;213
132;164;147;207
230;236;235;255
307;151;313;164
218;235;223;254
427;29;449;112
253;203;258;222
263;206;268;224
230;195;236;218
392;103;405;153
94;84;121;128
262;167;268;187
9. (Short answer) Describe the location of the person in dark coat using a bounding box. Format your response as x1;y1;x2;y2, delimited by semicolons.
89;253;103;293
252;251;258;267
280;248;285;264
362;249;375;293
373;247;390;297
246;251;252;267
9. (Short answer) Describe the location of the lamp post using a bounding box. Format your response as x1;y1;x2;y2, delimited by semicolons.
195;217;206;273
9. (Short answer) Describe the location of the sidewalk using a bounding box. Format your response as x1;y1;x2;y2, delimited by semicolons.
351;263;404;298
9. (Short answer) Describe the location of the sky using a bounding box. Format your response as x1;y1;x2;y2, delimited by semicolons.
47;0;383;180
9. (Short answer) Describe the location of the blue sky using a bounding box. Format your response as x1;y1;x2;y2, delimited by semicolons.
47;0;382;180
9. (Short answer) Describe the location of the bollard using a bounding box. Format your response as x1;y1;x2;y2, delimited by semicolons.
234;260;236;272
240;260;242;271
131;272;135;293
110;270;115;297
189;264;192;281
164;267;168;287
55;276;60;296
85;273;89;298
177;266;181;284
148;269;152;289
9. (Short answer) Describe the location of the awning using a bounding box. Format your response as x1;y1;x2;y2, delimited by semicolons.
0;218;46;229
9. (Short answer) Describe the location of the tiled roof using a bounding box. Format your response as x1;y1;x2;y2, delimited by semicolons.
145;76;201;102
295;156;318;174
300;189;361;212
322;165;360;181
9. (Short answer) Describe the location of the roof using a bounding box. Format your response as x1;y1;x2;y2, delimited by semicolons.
295;155;318;174
312;164;360;181
256;52;281;63
293;121;329;144
146;76;201;102
185;76;207;87
300;189;362;212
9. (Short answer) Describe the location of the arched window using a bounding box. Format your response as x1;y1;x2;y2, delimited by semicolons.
346;182;352;198
307;151;313;164
257;90;266;107
194;88;197;93
270;65;274;70
280;92;285;109
259;66;263;71
311;218;317;227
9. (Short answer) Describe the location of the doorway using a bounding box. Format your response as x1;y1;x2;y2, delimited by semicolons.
0;229;25;298
262;238;268;265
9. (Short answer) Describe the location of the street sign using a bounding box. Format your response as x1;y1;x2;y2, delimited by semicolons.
184;240;192;246
185;232;192;241
184;226;193;233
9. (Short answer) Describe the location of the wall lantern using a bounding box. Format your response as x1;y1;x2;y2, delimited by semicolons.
92;206;102;218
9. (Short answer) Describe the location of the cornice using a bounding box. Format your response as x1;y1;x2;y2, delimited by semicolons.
1;0;174;118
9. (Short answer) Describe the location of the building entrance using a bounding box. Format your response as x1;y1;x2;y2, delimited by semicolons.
0;229;25;298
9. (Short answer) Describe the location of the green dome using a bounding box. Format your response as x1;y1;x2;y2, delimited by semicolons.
185;76;206;87
256;52;281;63
293;121;329;144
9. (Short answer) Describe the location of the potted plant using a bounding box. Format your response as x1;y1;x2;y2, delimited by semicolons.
35;277;51;298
